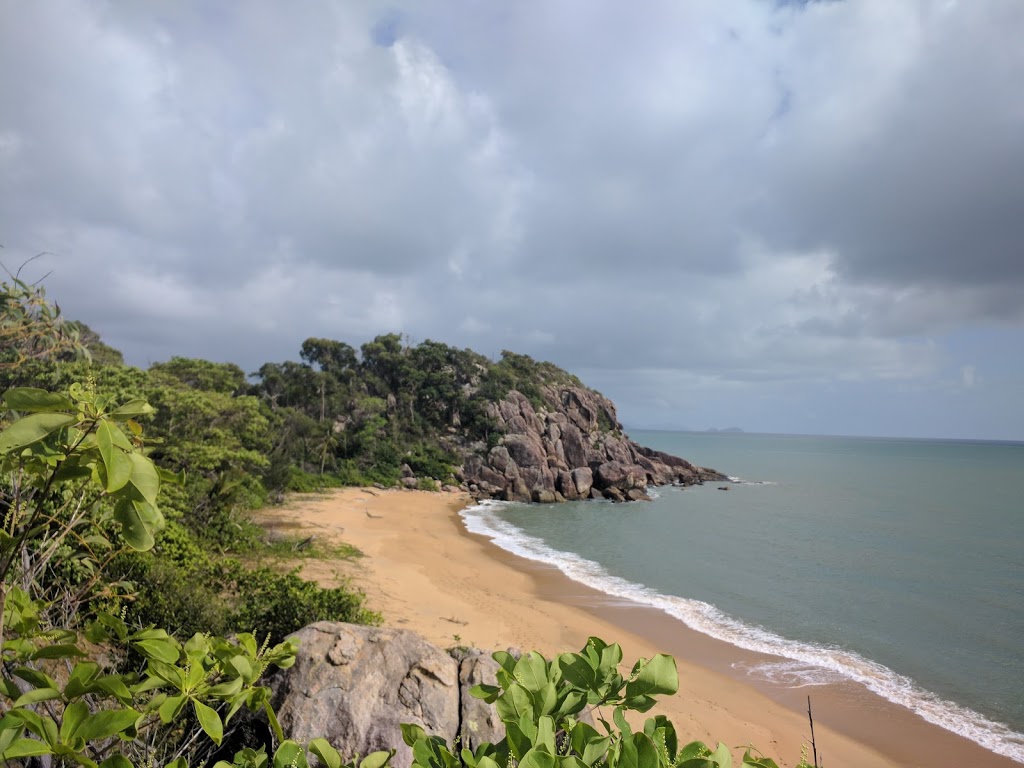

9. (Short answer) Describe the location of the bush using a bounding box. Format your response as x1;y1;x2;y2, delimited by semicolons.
217;561;380;644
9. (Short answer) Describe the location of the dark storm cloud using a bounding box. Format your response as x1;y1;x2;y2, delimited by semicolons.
1;0;1022;438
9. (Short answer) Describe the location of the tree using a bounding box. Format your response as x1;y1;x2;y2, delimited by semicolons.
1;267;86;371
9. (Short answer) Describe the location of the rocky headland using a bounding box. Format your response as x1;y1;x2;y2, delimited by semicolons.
442;385;725;503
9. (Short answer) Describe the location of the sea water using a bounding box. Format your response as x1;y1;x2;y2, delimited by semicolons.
460;431;1024;763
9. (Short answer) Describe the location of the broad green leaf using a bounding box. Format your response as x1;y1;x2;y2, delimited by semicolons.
29;643;86;660
495;682;533;723
112;498;155;551
60;701;89;741
207;677;244;698
74;709;140;741
741;753;780;768
537;716;556;754
469;683;501;702
12;667;57;690
582;736;611;767
514;652;548;692
193;699;223;745
273;740;306;768
532;682;558;717
613;707;632;738
309;738;342;768
625;655;678;699
505;721;532;760
109;399;155;419
1;738;52;759
632;734;659;768
0;413;76;453
558;654;597;690
709;743;732;768
2;388;74;413
555;690;587;719
158;695;186;724
100;755;135;768
401;723;426;747
132;638;178;667
360;751;392;768
679;741;713;761
230;655;254;682
13;687;61;708
492;650;518;675
97;421;133;492
127;452;160;504
519;747;557;768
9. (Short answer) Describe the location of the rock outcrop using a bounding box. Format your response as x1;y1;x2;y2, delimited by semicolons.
270;623;504;768
456;386;725;503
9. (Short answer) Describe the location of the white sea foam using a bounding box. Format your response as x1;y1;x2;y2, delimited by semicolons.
724;477;779;486
461;501;1024;764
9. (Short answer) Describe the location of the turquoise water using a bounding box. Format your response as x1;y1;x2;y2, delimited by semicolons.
460;431;1024;763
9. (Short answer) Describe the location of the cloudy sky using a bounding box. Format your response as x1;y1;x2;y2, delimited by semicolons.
2;1;1022;440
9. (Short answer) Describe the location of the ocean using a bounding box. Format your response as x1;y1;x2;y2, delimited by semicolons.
460;431;1024;763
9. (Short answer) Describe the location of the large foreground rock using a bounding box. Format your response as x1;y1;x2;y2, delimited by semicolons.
270;623;502;768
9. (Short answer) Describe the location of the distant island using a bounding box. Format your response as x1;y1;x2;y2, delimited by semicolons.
705;426;745;433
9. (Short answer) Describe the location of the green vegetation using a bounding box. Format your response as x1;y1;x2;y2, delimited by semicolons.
1;275;810;768
406;638;812;768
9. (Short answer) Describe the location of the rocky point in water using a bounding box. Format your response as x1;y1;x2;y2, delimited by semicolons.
449;385;725;504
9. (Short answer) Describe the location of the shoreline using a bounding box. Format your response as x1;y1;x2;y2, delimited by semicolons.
254;488;1019;768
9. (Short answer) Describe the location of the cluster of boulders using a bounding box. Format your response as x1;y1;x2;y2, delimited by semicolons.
268;623;504;768
456;387;724;503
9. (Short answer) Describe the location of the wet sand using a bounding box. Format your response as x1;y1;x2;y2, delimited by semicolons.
254;487;1019;768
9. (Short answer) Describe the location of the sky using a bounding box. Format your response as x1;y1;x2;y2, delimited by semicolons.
1;1;1022;441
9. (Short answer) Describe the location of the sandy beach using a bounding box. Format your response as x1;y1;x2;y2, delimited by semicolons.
254;488;1018;768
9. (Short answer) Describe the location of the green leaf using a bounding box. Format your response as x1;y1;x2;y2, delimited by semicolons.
558;654;597;690
495;682;533;723
158;695;186;723
582;736;611;767
514;652;549;692
709;743;732;768
273;740;307;768
127;451;160;504
359;751;392;768
505;721;532;760
308;738;342;768
193;699;223;745
632;734;659;768
264;701;284;744
625;655;678;699
1;738;52;759
2;388;74;413
100;755;135;768
537;716;556;754
97;421;133;493
109;399;155;419
401;723;426;747
60;701;89;741
519;747;557;768
469;683;501;702
492;650;518;675
13;687;61;708
0;412;76;453
112;498;155;551
230;655;254;682
29;643;87;660
75;709;140;741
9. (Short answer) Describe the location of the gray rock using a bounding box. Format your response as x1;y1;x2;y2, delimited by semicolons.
449;648;504;752
271;624;460;768
571;467;593;497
